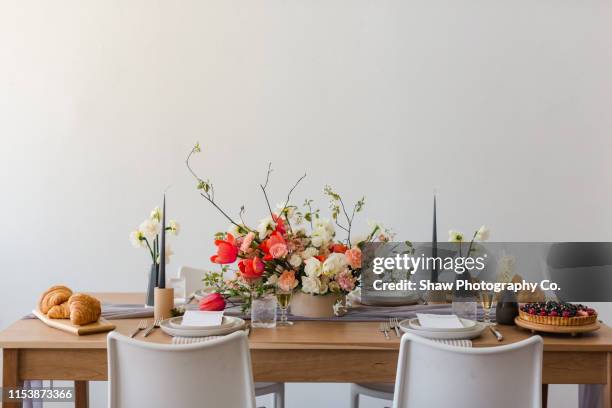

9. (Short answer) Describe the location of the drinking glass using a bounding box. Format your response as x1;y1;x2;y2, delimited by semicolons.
479;290;496;324
275;290;294;326
251;295;277;328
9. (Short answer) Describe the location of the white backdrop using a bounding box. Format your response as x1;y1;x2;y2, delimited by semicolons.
1;0;612;407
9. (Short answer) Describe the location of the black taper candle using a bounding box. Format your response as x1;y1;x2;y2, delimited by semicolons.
159;194;166;288
432;194;438;283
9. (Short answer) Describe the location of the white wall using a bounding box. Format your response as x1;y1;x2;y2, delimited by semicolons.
1;1;611;407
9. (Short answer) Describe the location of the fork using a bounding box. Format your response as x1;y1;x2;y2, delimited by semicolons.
130;319;148;338
143;318;162;337
389;317;400;338
379;322;389;340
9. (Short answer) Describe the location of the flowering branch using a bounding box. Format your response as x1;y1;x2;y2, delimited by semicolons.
259;163;275;220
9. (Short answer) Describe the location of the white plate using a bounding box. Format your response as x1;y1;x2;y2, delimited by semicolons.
399;319;486;340
168;316;236;330
353;291;420;306
407;317;477;332
160;316;245;337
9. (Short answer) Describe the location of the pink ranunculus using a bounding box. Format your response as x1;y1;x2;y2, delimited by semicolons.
240;232;255;253
270;242;288;259
336;269;356;292
345;247;362;269
277;270;298;292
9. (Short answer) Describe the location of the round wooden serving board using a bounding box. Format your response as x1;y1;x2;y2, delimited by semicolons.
515;316;600;336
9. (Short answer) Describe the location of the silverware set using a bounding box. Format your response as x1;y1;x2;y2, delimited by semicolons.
389;317;400;337
379;318;401;340
379;322;390;339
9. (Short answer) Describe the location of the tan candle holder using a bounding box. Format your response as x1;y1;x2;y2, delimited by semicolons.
154;287;174;321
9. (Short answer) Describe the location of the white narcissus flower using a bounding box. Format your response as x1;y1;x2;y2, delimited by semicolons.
289;254;302;268
302;247;318;259
130;230;146;248
150;207;162;222
140;219;161;239
301;276;321;294
448;230;464;243
304;257;322;278
168;220;180;236
475;225;490;241
275;202;295;219
256;216;275;240
323;253;348;276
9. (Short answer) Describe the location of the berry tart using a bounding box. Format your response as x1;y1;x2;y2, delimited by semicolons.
519;301;597;326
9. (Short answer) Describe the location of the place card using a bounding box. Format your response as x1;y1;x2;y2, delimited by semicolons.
416;313;464;329
181;311;224;327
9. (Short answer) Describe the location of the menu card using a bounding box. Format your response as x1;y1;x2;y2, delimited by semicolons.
416;313;464;329
181;311;224;327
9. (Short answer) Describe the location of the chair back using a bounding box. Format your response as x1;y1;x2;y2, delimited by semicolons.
108;331;256;408
393;333;543;408
178;265;207;297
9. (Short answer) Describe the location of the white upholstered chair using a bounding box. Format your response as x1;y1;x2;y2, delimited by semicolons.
107;330;256;408
350;383;394;408
392;333;543;408
176;265;285;408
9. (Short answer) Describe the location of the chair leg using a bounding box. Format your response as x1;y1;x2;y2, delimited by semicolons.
274;387;285;408
349;385;360;408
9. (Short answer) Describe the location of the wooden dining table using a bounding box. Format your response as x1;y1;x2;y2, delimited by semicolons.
1;293;611;408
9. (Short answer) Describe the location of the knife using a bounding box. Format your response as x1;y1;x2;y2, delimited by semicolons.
489;325;503;341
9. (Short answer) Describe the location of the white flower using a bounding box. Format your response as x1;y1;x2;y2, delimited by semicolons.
289;254;302;268
256;216;276;240
168;220;180;236
304;257;323;278
156;244;174;265
130;230;146;248
322;253;347;276
302;247;318;259
267;275;279;286
311;227;333;248
448;230;464;243
227;224;248;237
319;275;329;294
314;218;335;236
275;202;295;219
301;276;321;294
150;207;162;222
475;225;490;241
140;219;161;240
293;224;306;235
350;234;368;247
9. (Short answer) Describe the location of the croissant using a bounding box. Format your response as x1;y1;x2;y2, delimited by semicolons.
39;285;73;314
47;301;70;319
68;293;101;325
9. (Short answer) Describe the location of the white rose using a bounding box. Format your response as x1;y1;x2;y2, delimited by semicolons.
301;276;321;294
323;253;347;276
257;216;275;240
302;247;318;259
304;257;322;278
130;230;145;248
140;219;160;240
476;225;490;241
289;254;302;268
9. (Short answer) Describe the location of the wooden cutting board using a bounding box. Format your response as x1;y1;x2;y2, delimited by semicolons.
33;309;115;336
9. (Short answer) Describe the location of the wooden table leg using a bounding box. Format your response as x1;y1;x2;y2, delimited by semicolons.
2;349;22;408
606;352;612;408
542;384;548;408
75;381;89;408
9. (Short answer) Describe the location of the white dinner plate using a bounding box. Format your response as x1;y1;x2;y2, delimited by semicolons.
399;319;486;340
160;316;245;337
168;316;236;330
407;317;477;332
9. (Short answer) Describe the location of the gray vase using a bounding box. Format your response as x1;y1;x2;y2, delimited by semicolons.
495;290;518;325
146;263;158;307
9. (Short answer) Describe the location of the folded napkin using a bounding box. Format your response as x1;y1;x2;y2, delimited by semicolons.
416;313;464;329
181;311;223;327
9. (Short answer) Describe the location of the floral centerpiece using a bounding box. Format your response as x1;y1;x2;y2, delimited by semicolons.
130;206;179;306
186;143;392;317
